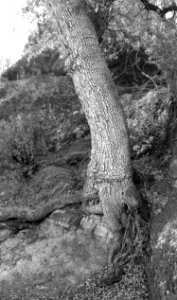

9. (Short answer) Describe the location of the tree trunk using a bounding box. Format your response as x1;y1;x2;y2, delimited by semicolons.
47;0;139;237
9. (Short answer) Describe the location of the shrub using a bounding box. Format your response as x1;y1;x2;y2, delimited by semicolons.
0;113;48;177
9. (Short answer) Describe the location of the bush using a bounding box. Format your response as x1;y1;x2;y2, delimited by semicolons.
0;114;48;177
121;89;171;156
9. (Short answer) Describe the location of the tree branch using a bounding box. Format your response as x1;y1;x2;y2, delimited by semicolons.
140;0;177;18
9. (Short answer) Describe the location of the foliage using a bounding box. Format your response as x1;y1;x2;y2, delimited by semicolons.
0;70;171;180
22;0;65;59
142;19;177;88
21;0;177;86
0;75;84;177
65;263;148;300
0;114;47;177
22;0;175;90
121;88;171;156
107;1;177;90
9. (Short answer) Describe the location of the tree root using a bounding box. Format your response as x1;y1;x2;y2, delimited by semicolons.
0;193;99;223
105;209;149;284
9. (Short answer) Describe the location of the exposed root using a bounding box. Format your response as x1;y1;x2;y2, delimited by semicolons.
0;193;98;223
81;195;103;215
104;208;150;284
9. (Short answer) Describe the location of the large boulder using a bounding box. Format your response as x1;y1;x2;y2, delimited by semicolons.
147;186;177;300
0;212;109;299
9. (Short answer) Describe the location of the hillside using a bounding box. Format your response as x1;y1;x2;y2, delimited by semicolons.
0;55;175;299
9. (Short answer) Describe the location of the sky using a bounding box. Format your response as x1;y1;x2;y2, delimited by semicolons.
0;0;174;70
0;0;37;68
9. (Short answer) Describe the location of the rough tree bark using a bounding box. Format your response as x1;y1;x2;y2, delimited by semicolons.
47;0;140;240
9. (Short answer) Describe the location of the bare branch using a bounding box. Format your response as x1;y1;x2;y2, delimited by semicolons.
140;0;177;18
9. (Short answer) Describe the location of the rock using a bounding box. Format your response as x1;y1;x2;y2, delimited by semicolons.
0;229;12;242
0;217;108;298
94;223;109;240
80;215;97;233
147;189;177;299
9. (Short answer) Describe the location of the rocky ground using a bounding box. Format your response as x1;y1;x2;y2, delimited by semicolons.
0;138;151;300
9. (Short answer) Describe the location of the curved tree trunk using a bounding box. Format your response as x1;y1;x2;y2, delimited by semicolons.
47;0;139;237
